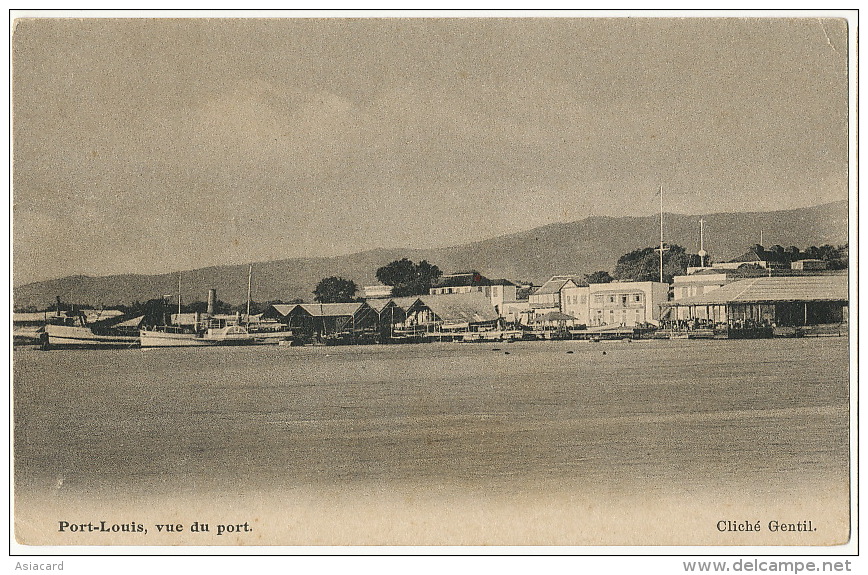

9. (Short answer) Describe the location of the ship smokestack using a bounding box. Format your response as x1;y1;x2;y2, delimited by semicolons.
207;289;216;316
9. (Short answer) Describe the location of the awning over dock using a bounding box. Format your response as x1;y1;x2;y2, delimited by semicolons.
668;275;848;307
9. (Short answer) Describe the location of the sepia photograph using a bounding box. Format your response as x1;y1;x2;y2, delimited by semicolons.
9;10;856;558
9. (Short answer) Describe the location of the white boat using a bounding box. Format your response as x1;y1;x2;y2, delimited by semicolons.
140;324;254;347
247;327;293;345
45;324;139;348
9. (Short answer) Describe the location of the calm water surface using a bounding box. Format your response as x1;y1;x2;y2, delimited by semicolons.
13;338;850;502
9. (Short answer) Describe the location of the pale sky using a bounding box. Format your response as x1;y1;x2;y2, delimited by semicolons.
12;15;850;285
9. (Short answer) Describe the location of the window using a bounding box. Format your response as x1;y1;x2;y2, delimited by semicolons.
581;295;586;304
608;296;615;304
594;295;604;304
633;294;642;303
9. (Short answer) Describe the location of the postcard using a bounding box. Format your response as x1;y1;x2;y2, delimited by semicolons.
9;11;856;555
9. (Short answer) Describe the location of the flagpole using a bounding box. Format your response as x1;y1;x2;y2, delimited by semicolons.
659;185;664;283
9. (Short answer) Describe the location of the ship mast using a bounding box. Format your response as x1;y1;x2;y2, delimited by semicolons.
246;264;253;325
178;272;182;316
657;185;668;283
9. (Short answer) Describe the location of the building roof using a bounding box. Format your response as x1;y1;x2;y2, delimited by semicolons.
727;244;802;265
432;271;491;288
411;293;499;324
365;296;422;312
295;302;368;317
669;275;848;306
532;275;586;295
366;299;393;313
265;304;296;318
536;311;577;322
390;296;422;310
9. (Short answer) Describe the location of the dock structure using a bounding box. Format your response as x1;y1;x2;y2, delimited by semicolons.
662;274;848;338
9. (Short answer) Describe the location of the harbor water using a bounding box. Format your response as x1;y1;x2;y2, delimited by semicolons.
13;337;851;546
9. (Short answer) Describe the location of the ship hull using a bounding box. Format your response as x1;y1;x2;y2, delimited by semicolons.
139;329;215;347
45;325;140;349
139;328;257;347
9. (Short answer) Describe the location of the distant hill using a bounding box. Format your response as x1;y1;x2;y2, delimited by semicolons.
13;201;849;309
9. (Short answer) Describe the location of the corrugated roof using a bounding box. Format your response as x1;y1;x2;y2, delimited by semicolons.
433;272;490;288
366;299;393;312
266;304;297;317
669;275;848;306
412;293;499;323
532;275;585;295
297;302;366;317
390;296;423;310
364;296;423;313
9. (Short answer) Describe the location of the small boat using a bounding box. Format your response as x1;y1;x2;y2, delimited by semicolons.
13;325;45;346
44;313;141;349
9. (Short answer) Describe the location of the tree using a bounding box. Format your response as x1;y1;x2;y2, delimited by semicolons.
584;270;613;284
805;244;848;270
375;258;443;297
313;276;358;303
613;244;692;283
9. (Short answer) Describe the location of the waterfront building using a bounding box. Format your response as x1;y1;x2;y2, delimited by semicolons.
791;259;828;271
665;274;848;337
671;271;732;321
559;280;590;326
500;300;533;326
404;292;500;334
429;271;517;316
587;281;669;327
262;302;378;340
367;296;421;341
528;275;585;311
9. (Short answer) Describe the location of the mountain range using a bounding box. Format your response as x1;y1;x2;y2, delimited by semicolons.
13;200;849;309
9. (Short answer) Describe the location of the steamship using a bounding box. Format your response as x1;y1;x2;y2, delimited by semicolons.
139;288;255;348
